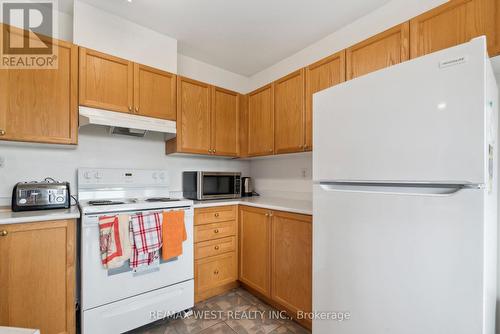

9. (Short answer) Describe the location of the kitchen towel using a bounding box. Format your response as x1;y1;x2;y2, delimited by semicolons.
99;215;122;268
130;212;163;269
99;215;133;269
162;210;187;261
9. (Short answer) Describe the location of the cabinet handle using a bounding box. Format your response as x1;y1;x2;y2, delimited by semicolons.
214;213;219;217
214;269;219;275
0;129;5;136
265;213;269;217
0;230;8;237
214;229;219;234
213;149;216;153
208;149;213;154
268;149;273;152
135;107;139;113
128;106;132;112
214;245;220;250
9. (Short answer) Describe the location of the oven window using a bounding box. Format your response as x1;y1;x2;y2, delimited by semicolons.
203;176;234;196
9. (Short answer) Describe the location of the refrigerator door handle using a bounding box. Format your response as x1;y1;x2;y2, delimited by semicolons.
319;182;482;196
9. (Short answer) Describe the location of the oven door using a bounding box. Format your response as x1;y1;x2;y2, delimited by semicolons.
81;207;194;311
199;172;241;200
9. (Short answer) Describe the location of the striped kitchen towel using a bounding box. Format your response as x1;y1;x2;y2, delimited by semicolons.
130;212;163;269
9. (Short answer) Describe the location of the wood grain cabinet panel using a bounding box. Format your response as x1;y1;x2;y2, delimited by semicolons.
0;27;77;144
305;51;346;151
212;87;239;157
271;211;312;318
239;206;272;297
194;221;236;243
247;85;274;156
0;220;75;334
195;206;237;225
274;69;305;154
410;0;497;58
134;64;176;120
79;48;133;113
346;22;409;80
175;77;212;154
195;252;237;295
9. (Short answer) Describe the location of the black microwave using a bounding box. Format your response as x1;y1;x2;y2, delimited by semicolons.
182;171;241;200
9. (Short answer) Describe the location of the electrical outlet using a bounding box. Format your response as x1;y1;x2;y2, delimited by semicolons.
301;168;308;178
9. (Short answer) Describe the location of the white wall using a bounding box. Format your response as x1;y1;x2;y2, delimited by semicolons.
73;0;177;73
177;54;250;93
247;0;447;91
0;126;249;205
248;152;312;201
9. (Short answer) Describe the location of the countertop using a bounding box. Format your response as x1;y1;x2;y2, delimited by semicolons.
0;328;39;334
193;197;312;215
0;206;80;225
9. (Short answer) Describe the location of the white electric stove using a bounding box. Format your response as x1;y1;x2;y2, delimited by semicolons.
78;168;194;334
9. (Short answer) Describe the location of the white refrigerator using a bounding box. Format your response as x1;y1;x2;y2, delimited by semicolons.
313;37;498;334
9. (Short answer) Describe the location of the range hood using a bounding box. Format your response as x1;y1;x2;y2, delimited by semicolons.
79;106;176;139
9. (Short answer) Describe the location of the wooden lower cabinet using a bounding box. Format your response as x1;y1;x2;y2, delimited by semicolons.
239;206;312;329
0;219;76;334
194;206;238;302
238;206;272;297
271;211;312;320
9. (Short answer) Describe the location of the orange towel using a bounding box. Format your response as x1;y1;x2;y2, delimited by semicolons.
162;210;187;260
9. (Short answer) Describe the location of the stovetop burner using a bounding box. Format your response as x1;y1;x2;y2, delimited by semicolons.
145;197;180;202
87;200;126;206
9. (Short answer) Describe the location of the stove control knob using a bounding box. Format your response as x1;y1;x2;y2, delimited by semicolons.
152;172;158;179
84;171;92;179
159;173;165;180
94;172;102;179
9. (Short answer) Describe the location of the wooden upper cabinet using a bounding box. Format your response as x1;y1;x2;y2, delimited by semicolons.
239;206;272;297
211;87;239;157
0;31;78;145
274;69;305;154
346;22;409;80
0;220;75;334
271;211;312;319
248;84;274;156
410;0;497;58
175;77;212;154
134;64;176;120
305;51;346;151
79;48;134;113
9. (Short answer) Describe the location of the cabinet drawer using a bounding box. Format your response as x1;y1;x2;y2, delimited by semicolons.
195;252;237;292
194;221;236;243
195;236;236;260
195;206;237;225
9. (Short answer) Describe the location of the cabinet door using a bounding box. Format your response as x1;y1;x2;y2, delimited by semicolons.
0;34;77;144
176;77;212;154
79;48;133;113
305;51;346;151
134;63;176;120
239;206;272;297
410;0;497;58
212;87;239;157
274;69;305;154
271;211;312;317
346;23;409;80
248;84;274;156
0;220;75;334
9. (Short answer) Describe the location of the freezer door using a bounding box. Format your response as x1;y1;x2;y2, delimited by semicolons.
313;38;491;184
313;184;490;334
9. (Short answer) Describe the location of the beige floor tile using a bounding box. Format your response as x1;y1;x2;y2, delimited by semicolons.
199;322;236;333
